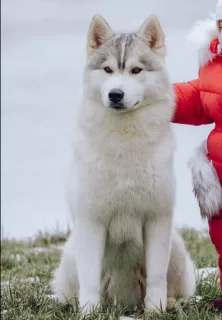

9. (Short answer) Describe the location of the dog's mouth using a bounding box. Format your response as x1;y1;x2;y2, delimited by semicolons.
109;101;140;111
109;102;126;110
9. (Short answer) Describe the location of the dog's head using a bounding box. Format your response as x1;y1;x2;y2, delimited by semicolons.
84;15;169;113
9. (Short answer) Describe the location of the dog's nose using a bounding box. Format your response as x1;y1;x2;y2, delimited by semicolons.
108;89;124;103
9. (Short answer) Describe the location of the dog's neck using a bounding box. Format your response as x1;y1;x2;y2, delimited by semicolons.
78;98;172;142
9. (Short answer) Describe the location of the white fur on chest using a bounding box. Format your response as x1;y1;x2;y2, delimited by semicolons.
69;100;176;243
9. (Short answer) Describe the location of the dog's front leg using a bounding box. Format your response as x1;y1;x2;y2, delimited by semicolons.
144;215;172;312
74;217;106;314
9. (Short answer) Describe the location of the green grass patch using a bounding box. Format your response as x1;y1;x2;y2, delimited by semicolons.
1;229;222;319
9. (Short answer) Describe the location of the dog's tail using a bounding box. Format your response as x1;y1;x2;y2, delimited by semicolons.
188;141;222;219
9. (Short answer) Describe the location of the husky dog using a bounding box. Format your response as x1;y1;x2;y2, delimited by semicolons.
52;15;196;314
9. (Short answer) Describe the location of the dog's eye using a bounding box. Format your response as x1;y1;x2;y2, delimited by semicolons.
104;67;113;74
131;67;142;74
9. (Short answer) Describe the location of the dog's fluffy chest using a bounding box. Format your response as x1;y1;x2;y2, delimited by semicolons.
72;122;175;226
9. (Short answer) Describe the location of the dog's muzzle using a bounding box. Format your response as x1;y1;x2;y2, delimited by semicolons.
108;89;125;110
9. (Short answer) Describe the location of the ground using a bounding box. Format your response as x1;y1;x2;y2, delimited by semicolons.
1;228;222;320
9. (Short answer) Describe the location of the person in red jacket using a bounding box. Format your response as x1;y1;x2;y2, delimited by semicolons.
172;0;222;309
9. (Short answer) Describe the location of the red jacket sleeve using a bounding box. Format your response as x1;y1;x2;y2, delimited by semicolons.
172;79;213;125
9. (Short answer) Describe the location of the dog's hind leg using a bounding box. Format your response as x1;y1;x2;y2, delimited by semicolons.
167;230;196;303
51;232;79;305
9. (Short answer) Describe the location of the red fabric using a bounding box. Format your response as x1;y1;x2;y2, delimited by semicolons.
172;38;222;289
219;255;222;290
209;38;220;54
173;80;213;125
208;210;222;289
172;38;222;181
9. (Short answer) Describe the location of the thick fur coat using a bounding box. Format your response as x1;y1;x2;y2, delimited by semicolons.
52;15;196;314
186;16;222;218
187;16;218;66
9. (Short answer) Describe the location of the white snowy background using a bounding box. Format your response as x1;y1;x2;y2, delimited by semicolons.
1;0;217;239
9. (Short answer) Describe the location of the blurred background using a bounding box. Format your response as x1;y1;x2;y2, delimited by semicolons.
1;0;217;239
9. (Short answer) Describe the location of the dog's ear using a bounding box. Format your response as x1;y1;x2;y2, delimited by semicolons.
136;15;166;56
87;15;114;56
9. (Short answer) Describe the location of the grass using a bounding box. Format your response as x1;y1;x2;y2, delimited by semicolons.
1;229;222;319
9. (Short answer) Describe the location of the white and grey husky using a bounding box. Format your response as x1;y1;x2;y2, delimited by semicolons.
52;15;196;314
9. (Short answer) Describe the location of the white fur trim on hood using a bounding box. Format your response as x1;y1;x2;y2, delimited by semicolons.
187;16;218;66
216;0;222;20
188;141;222;219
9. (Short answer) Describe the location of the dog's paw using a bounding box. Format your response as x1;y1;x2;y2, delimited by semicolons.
144;304;162;314
144;290;167;313
166;297;176;308
79;293;101;316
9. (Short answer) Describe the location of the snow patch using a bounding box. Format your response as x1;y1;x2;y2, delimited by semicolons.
9;253;28;262
197;267;218;279
119;317;140;320
1;277;40;287
119;317;141;320
47;294;57;300
24;244;64;254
